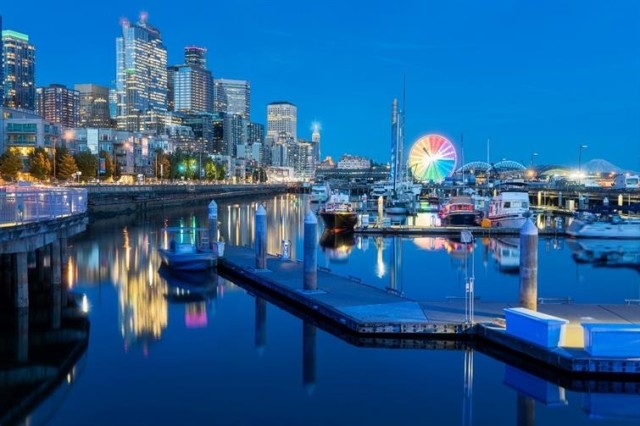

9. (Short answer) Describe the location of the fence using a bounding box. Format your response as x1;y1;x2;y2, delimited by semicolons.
0;185;88;225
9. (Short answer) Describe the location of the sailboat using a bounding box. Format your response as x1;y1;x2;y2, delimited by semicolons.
386;95;420;215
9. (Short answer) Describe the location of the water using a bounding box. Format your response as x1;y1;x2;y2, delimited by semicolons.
15;194;640;425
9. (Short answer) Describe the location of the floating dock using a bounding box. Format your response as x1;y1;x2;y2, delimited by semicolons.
219;245;640;376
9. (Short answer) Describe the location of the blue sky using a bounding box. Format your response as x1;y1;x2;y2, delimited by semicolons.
2;0;639;171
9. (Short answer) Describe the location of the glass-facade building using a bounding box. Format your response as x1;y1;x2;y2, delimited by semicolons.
2;30;35;111
213;79;250;120
167;46;213;114
115;15;167;131
75;84;112;128
0;16;4;104
36;83;79;128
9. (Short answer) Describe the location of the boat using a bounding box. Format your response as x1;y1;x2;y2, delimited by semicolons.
438;195;478;226
488;191;531;228
310;181;331;203
158;227;218;271
566;206;640;239
318;192;358;231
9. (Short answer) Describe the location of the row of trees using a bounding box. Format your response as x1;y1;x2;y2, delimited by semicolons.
0;147;116;182
0;147;262;183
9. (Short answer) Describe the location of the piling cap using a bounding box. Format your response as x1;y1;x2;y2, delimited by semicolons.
208;200;218;215
520;218;538;236
304;210;318;224
256;204;266;215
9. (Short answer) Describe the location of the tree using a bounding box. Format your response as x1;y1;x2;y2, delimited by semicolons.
0;149;22;181
74;151;98;182
99;150;115;180
28;147;51;181
57;151;78;181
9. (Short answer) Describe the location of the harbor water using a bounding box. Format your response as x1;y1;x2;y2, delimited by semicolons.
14;193;640;425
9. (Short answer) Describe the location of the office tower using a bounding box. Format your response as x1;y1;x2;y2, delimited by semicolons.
168;46;213;114
0;16;4;103
75;84;112;128
266;101;297;143
36;84;79;128
115;13;167;131
2;29;35;111
213;79;250;119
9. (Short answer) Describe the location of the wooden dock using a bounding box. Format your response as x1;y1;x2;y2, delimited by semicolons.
218;245;640;377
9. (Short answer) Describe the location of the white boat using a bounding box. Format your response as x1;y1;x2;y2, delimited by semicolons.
310;182;331;203
566;209;640;239
488;191;531;228
158;227;218;271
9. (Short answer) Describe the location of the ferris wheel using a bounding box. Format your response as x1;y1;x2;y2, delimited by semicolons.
407;134;458;182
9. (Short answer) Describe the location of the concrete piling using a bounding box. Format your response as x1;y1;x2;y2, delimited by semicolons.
303;211;318;290
255;204;267;269
519;219;538;310
303;321;317;395
15;253;28;308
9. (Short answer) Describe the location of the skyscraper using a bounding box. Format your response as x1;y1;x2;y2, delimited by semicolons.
266;101;297;142
0;16;4;104
168;46;213;114
75;84;112;128
2;29;35;111
213;79;250;119
115;13;167;131
36;84;79;128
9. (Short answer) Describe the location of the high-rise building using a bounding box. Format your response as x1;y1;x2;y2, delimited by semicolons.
75;84;112;128
0;16;4;104
36;84;79;128
168;46;213;114
266;101;297;143
213;79;250;119
115;13;167;131
2;29;35;111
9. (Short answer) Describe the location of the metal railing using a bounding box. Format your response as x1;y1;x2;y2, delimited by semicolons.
0;185;88;226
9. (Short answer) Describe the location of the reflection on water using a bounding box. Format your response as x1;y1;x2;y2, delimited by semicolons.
490;238;520;274
29;194;640;425
319;230;356;263
568;239;640;273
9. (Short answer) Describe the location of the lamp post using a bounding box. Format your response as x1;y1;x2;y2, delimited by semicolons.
578;144;588;186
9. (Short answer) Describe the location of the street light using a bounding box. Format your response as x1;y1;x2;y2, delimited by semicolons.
578;144;588;185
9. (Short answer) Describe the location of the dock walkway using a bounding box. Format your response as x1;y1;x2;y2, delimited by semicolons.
219;245;640;376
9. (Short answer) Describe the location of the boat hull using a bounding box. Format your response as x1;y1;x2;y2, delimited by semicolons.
490;215;529;229
566;220;640;239
319;212;358;231
158;248;217;271
441;212;477;226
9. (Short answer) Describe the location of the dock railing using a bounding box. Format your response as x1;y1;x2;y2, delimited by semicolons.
0;185;88;226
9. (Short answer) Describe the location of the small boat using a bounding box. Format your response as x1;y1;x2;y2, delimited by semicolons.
158;227;218;271
318;192;358;231
566;207;640;239
438;195;477;226
488;191;531;228
310;181;331;203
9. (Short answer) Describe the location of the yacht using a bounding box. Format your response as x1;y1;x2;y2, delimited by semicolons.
318;192;358;232
566;207;640;239
487;191;531;228
438;195;478;226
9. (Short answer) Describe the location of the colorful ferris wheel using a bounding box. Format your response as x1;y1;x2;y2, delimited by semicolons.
407;134;458;182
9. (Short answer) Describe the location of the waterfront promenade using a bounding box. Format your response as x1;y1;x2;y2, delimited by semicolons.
219;244;640;376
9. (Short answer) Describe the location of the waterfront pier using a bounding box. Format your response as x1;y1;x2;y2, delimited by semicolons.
219;244;640;376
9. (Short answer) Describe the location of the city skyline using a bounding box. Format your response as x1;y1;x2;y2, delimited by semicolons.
1;1;639;171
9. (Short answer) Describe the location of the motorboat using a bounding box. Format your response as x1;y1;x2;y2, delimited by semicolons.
310;181;331;203
438;195;478;226
488;191;531;228
318;192;358;231
158;227;218;271
566;207;640;239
